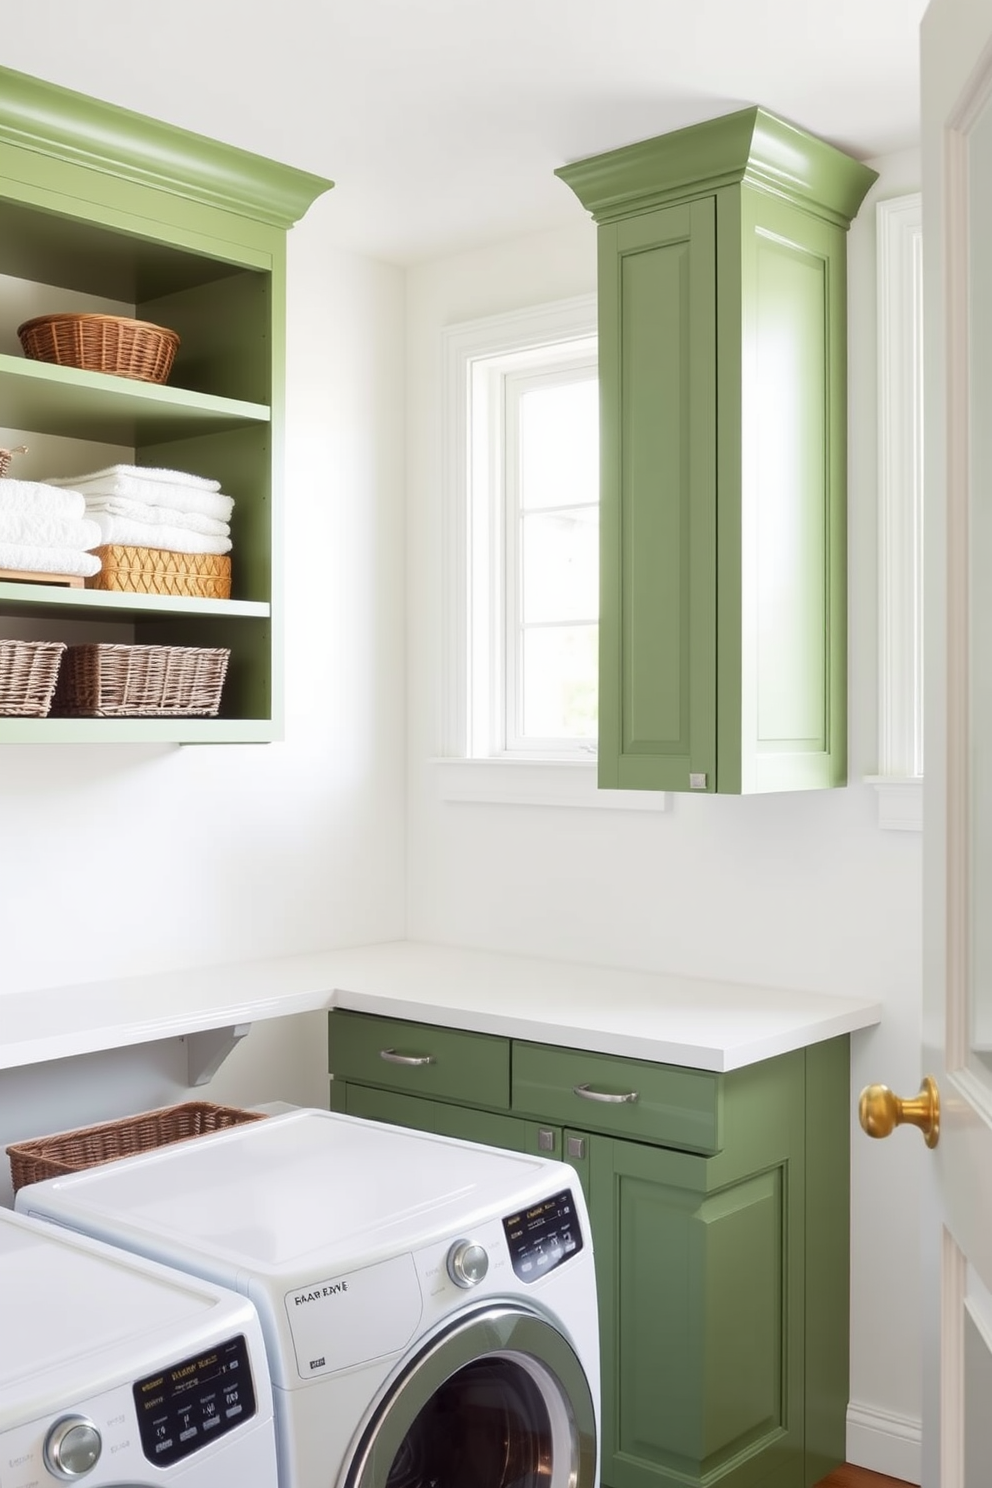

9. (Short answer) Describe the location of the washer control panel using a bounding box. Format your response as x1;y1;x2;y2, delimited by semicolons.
133;1333;256;1467
502;1188;583;1283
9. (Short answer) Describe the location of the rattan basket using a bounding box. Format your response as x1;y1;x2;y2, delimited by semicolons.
17;313;180;384
0;639;66;716
86;545;232;600
7;1102;266;1192
51;643;230;718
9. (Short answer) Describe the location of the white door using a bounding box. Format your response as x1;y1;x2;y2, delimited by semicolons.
921;0;992;1481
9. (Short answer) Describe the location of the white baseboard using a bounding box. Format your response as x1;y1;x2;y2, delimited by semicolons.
847;1400;922;1483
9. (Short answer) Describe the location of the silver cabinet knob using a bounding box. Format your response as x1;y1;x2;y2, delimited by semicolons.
44;1417;102;1479
446;1240;489;1288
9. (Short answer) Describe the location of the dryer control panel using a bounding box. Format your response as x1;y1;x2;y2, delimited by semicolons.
502;1188;583;1283
133;1334;256;1466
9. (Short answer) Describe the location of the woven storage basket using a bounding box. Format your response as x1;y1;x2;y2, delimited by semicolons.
0;639;66;716
51;643;230;718
7;1102;266;1193
86;546;232;600
17;312;180;384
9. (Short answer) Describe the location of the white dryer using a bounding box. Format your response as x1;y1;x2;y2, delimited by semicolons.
0;1207;277;1488
17;1108;600;1488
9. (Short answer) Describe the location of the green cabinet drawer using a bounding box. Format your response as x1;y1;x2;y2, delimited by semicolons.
512;1041;722;1154
328;1010;510;1110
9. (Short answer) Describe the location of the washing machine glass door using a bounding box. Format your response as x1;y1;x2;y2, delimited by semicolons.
346;1304;596;1488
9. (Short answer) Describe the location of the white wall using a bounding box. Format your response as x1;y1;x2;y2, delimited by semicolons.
404;149;924;1479
0;201;409;1192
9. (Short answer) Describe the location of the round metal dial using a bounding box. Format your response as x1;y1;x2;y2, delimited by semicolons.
446;1239;489;1288
44;1417;102;1480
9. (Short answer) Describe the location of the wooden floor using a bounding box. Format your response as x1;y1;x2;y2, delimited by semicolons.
816;1467;917;1488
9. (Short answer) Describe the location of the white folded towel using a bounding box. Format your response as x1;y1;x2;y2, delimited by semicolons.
0;482;86;520
81;497;230;539
0;542;102;578
48;464;221;492
59;477;232;522
87;513;232;555
0;512;101;550
45;466;233;522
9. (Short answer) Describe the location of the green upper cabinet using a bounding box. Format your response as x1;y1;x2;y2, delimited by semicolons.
0;66;332;743
557;108;877;793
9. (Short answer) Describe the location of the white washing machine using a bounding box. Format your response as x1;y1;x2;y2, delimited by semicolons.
0;1207;277;1488
17;1108;600;1488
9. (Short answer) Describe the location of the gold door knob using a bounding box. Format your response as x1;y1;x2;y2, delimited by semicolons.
858;1075;940;1149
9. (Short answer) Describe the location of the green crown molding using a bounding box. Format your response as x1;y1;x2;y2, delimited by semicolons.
556;106;877;229
0;64;333;229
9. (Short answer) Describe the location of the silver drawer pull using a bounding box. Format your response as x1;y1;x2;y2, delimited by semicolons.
573;1083;639;1104
379;1048;436;1066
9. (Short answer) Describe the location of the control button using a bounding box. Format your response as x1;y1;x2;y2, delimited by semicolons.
44;1418;102;1480
446;1240;489;1288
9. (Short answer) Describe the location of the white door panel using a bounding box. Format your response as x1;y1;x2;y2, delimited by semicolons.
921;1;992;1482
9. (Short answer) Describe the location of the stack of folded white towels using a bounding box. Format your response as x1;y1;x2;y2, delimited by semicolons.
0;480;102;579
44;465;234;555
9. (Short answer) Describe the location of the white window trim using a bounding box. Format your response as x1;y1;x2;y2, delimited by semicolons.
866;192;924;831
433;293;667;811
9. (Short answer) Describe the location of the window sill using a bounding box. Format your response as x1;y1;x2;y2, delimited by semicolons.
865;775;923;831
430;758;670;811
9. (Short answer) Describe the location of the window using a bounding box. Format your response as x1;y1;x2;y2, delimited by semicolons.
869;192;924;830
476;346;598;758
436;295;665;811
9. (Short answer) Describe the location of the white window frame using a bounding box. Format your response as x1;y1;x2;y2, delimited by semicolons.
433;294;666;811
867;192;924;831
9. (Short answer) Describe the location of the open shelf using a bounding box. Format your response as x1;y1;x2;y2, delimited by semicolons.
0;715;280;744
0;354;270;444
0;63;333;743
0;581;269;622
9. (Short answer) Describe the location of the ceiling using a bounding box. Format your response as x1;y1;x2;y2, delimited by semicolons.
2;0;925;264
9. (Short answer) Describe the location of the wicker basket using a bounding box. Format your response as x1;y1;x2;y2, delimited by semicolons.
7;1102;266;1193
51;643;230;718
0;444;28;479
0;639;66;716
86;545;232;600
17;313;180;385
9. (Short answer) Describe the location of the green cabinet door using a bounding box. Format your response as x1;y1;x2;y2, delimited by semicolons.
596;198;718;792
557;107;877;793
587;1133;802;1488
332;1079;566;1164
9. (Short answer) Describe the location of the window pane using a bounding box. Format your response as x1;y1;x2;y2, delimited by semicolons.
521;625;597;739
522;507;598;624
519;379;599;511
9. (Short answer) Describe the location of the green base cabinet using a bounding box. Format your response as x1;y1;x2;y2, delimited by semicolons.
555;109;877;794
328;1009;851;1488
0;66;332;743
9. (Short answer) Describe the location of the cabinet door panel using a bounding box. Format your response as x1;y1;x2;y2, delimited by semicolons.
430;1103;562;1160
736;192;847;792
598;198;717;793
331;1080;563;1163
591;1136;802;1488
332;1081;437;1132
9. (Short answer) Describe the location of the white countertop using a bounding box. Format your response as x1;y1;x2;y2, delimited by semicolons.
0;939;881;1075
